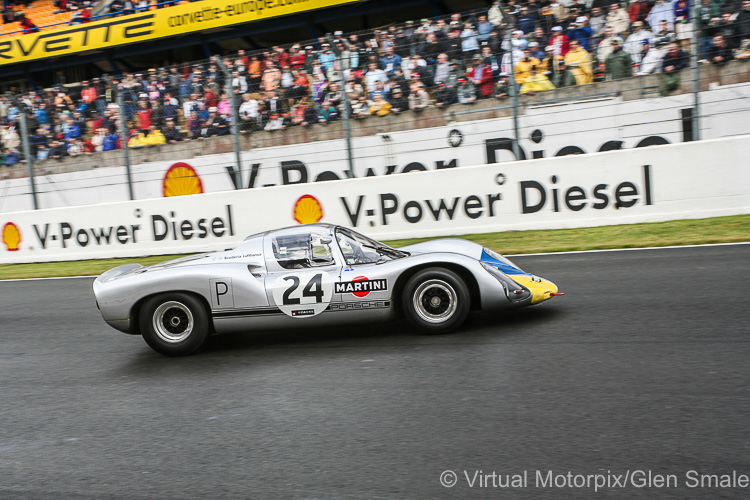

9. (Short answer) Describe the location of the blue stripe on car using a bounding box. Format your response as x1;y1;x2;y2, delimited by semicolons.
481;250;531;276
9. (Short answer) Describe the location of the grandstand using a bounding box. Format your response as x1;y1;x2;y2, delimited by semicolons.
1;0;749;197
0;0;491;87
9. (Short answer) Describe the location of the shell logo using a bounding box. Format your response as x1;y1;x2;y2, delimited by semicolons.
163;162;204;197
2;222;21;251
293;195;324;224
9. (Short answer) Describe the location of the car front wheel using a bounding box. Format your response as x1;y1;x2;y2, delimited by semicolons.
139;293;209;356
402;268;470;333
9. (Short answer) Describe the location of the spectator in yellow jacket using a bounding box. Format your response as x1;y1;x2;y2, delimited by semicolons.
128;130;147;148
369;93;392;116
144;125;166;146
514;49;542;84
520;66;556;94
128;126;166;147
563;40;594;85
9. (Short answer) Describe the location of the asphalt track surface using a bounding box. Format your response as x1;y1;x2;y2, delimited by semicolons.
1;244;749;500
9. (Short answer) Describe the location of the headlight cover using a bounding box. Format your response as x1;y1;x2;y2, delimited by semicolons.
480;261;531;301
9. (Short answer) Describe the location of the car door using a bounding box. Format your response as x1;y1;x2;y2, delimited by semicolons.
263;227;342;318
332;227;394;310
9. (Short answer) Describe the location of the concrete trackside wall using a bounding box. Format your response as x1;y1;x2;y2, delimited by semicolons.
3;83;750;214
1;135;748;263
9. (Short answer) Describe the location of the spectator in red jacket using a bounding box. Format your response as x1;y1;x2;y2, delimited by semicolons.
81;81;97;105
19;14;38;34
272;46;290;69
628;0;651;24
136;101;152;133
467;54;495;98
549;26;570;57
289;45;307;71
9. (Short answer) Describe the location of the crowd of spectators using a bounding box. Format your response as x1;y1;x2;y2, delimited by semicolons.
1;0;750;166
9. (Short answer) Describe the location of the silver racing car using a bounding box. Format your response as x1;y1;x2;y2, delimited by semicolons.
93;224;562;356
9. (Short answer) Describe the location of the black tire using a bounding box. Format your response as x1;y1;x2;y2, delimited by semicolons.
139;292;209;356
401;268;470;334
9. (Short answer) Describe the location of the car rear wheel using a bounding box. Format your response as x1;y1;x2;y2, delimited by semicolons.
402;268;470;333
140;293;209;356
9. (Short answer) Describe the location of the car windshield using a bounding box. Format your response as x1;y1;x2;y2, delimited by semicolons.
335;227;408;265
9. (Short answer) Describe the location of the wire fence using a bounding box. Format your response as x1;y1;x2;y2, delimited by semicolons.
1;1;750;211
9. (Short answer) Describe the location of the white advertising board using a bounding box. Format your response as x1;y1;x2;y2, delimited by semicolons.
2;84;750;213
1;135;748;264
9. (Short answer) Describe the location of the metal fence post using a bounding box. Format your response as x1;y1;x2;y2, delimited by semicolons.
328;33;355;178
8;94;38;209
690;0;701;141
215;57;243;189
498;7;522;160
104;76;135;200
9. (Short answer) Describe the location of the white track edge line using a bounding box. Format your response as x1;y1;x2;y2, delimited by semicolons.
2;241;749;282
509;241;750;257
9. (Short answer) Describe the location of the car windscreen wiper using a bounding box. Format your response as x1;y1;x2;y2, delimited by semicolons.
362;244;409;258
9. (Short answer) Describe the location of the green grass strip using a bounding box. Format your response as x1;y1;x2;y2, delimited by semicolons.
1;215;748;280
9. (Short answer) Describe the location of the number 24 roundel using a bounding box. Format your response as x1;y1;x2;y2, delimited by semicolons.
271;272;334;318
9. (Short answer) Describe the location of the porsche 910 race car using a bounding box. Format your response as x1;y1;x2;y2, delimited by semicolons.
93;224;562;356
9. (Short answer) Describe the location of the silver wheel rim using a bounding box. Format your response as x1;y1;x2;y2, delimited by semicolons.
153;301;194;343
413;279;458;324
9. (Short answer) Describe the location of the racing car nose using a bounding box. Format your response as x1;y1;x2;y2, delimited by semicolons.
510;275;561;304
530;278;561;304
